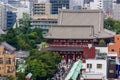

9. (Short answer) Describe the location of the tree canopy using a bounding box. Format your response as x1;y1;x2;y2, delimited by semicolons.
25;50;61;80
0;27;44;51
104;18;120;34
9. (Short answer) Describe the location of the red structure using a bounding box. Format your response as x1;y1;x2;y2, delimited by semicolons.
44;9;115;63
45;39;96;63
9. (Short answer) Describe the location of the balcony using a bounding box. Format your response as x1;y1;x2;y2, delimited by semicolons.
7;66;14;73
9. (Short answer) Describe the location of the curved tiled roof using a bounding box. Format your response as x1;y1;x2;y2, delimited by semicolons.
44;9;115;39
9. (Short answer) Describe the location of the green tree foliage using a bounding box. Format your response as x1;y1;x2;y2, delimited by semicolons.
19;13;31;27
104;18;120;34
0;27;43;50
25;50;61;80
99;39;105;46
16;72;26;80
8;75;14;80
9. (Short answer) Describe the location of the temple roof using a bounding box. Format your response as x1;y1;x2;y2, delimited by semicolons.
58;9;104;33
44;9;116;39
44;46;83;51
44;25;115;39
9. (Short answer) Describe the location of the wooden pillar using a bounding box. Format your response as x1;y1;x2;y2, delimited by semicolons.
66;54;68;63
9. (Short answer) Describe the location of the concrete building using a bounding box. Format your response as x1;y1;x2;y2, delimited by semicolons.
116;0;120;3
29;0;38;18
0;3;17;29
7;0;20;7
6;4;17;28
7;11;16;28
107;53;117;79
49;0;69;14
82;59;107;80
31;2;58;30
31;14;58;30
4;0;30;19
70;0;84;10
84;0;103;10
0;2;6;30
89;0;104;9
0;0;8;3
81;46;108;80
95;47;108;53
113;3;120;20
33;2;51;16
0;45;16;78
103;0;113;17
84;0;113;18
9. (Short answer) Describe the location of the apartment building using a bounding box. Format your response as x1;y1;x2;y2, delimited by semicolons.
33;2;51;15
31;2;58;30
0;43;16;78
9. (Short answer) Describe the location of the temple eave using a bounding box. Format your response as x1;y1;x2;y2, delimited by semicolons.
44;46;83;52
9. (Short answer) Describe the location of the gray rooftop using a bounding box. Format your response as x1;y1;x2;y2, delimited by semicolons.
0;29;5;35
45;25;115;39
44;9;115;39
58;9;104;33
1;42;16;53
15;51;30;58
44;46;83;51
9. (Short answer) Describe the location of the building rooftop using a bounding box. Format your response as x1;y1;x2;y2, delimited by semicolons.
44;9;115;39
0;29;5;35
1;42;16;53
44;46;83;51
45;25;115;39
82;73;104;79
15;50;30;58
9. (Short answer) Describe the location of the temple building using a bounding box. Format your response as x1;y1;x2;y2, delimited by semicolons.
44;9;116;63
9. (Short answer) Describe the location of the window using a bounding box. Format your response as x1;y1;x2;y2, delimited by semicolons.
87;64;92;68
109;70;114;73
0;58;3;64
6;58;11;64
111;49;114;52
97;64;102;69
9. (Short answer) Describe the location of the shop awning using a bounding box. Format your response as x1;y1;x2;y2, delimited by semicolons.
65;60;82;80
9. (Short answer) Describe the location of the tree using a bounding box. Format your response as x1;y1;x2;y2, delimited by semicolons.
8;75;14;80
104;18;120;34
19;13;31;27
104;18;115;31
16;72;26;80
25;50;61;80
99;39;105;46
